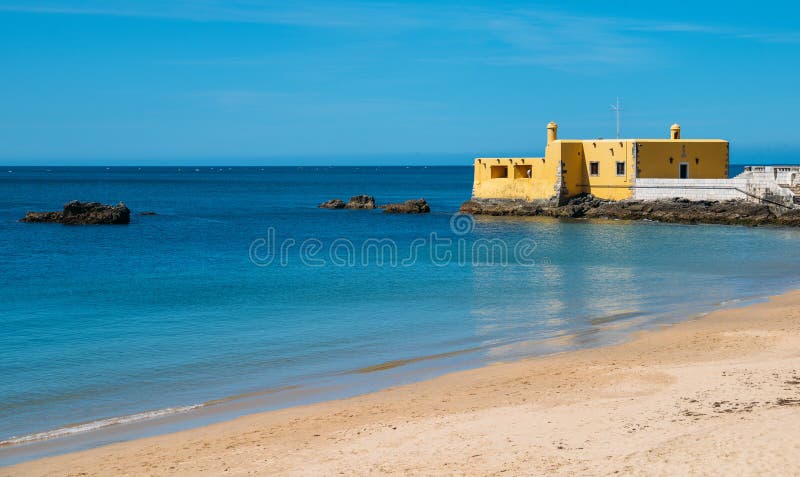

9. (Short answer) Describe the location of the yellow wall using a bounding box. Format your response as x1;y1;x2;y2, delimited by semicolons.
636;140;728;179
472;157;560;202
470;129;729;203
559;140;636;200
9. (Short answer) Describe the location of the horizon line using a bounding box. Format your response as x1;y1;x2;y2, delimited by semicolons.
1;162;789;168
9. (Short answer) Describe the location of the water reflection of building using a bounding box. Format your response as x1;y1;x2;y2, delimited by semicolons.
467;219;649;359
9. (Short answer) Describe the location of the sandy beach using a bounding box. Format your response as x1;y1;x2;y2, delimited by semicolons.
6;291;800;476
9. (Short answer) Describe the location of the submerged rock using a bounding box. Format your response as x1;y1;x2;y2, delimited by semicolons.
139;211;157;216
318;199;346;209
383;198;431;214
21;201;130;225
345;195;376;209
460;195;800;226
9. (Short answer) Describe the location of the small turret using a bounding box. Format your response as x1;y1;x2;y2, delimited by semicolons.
670;123;681;140
547;122;558;144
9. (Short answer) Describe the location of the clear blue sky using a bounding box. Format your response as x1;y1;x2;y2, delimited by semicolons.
1;1;799;165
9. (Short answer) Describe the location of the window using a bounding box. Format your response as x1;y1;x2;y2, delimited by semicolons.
589;162;599;176
616;161;625;176
490;165;508;179
514;164;532;179
679;163;689;179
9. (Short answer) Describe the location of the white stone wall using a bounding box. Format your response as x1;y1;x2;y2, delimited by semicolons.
632;178;749;201
632;174;798;208
743;166;800;186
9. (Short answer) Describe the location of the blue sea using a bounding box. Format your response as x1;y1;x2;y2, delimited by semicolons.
2;165;800;465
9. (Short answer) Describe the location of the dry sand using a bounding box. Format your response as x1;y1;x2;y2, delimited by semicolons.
6;291;800;476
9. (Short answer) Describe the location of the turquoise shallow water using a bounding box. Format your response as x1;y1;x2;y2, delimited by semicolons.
2;165;800;464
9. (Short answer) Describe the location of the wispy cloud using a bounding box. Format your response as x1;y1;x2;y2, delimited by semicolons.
0;1;428;28
621;20;724;34
180;89;447;116
2;0;797;44
2;1;798;72
432;8;800;70
734;32;800;44
474;11;650;69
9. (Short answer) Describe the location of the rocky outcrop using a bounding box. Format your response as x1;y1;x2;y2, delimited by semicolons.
384;198;431;214
460;195;800;226
345;195;376;209
318;199;346;209
20;201;131;225
319;195;429;213
19;211;63;223
318;195;377;209
460;199;544;216
61;201;130;224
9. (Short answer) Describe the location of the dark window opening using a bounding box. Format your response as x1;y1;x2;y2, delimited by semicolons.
679;163;689;179
490;165;508;179
616;161;625;176
514;165;532;179
590;162;599;176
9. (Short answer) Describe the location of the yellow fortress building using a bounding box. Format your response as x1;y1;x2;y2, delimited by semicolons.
472;123;730;204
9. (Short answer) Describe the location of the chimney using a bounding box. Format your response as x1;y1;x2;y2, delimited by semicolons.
670;123;681;140
547;122;558;144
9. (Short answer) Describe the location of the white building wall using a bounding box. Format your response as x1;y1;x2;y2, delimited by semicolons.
632;171;798;208
632;179;749;201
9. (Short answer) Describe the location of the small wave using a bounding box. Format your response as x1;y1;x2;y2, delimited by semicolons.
589;310;642;326
0;404;204;448
353;346;484;374
714;298;743;307
714;293;768;308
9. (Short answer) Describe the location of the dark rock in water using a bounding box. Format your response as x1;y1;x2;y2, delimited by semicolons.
345;195;376;209
459;194;800;227
20;201;130;225
61;201;130;225
139;211;157;216
318;199;346;209
19;211;63;223
459;198;543;216
384;198;431;214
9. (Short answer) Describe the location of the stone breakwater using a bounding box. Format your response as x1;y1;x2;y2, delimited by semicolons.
460;195;800;227
20;201;131;225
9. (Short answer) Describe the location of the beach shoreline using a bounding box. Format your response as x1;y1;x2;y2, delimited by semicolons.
5;289;800;475
0;292;766;467
2;291;757;466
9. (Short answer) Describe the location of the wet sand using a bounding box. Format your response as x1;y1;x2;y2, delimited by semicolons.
6;291;800;476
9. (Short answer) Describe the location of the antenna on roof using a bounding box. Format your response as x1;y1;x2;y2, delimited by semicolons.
610;97;623;139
